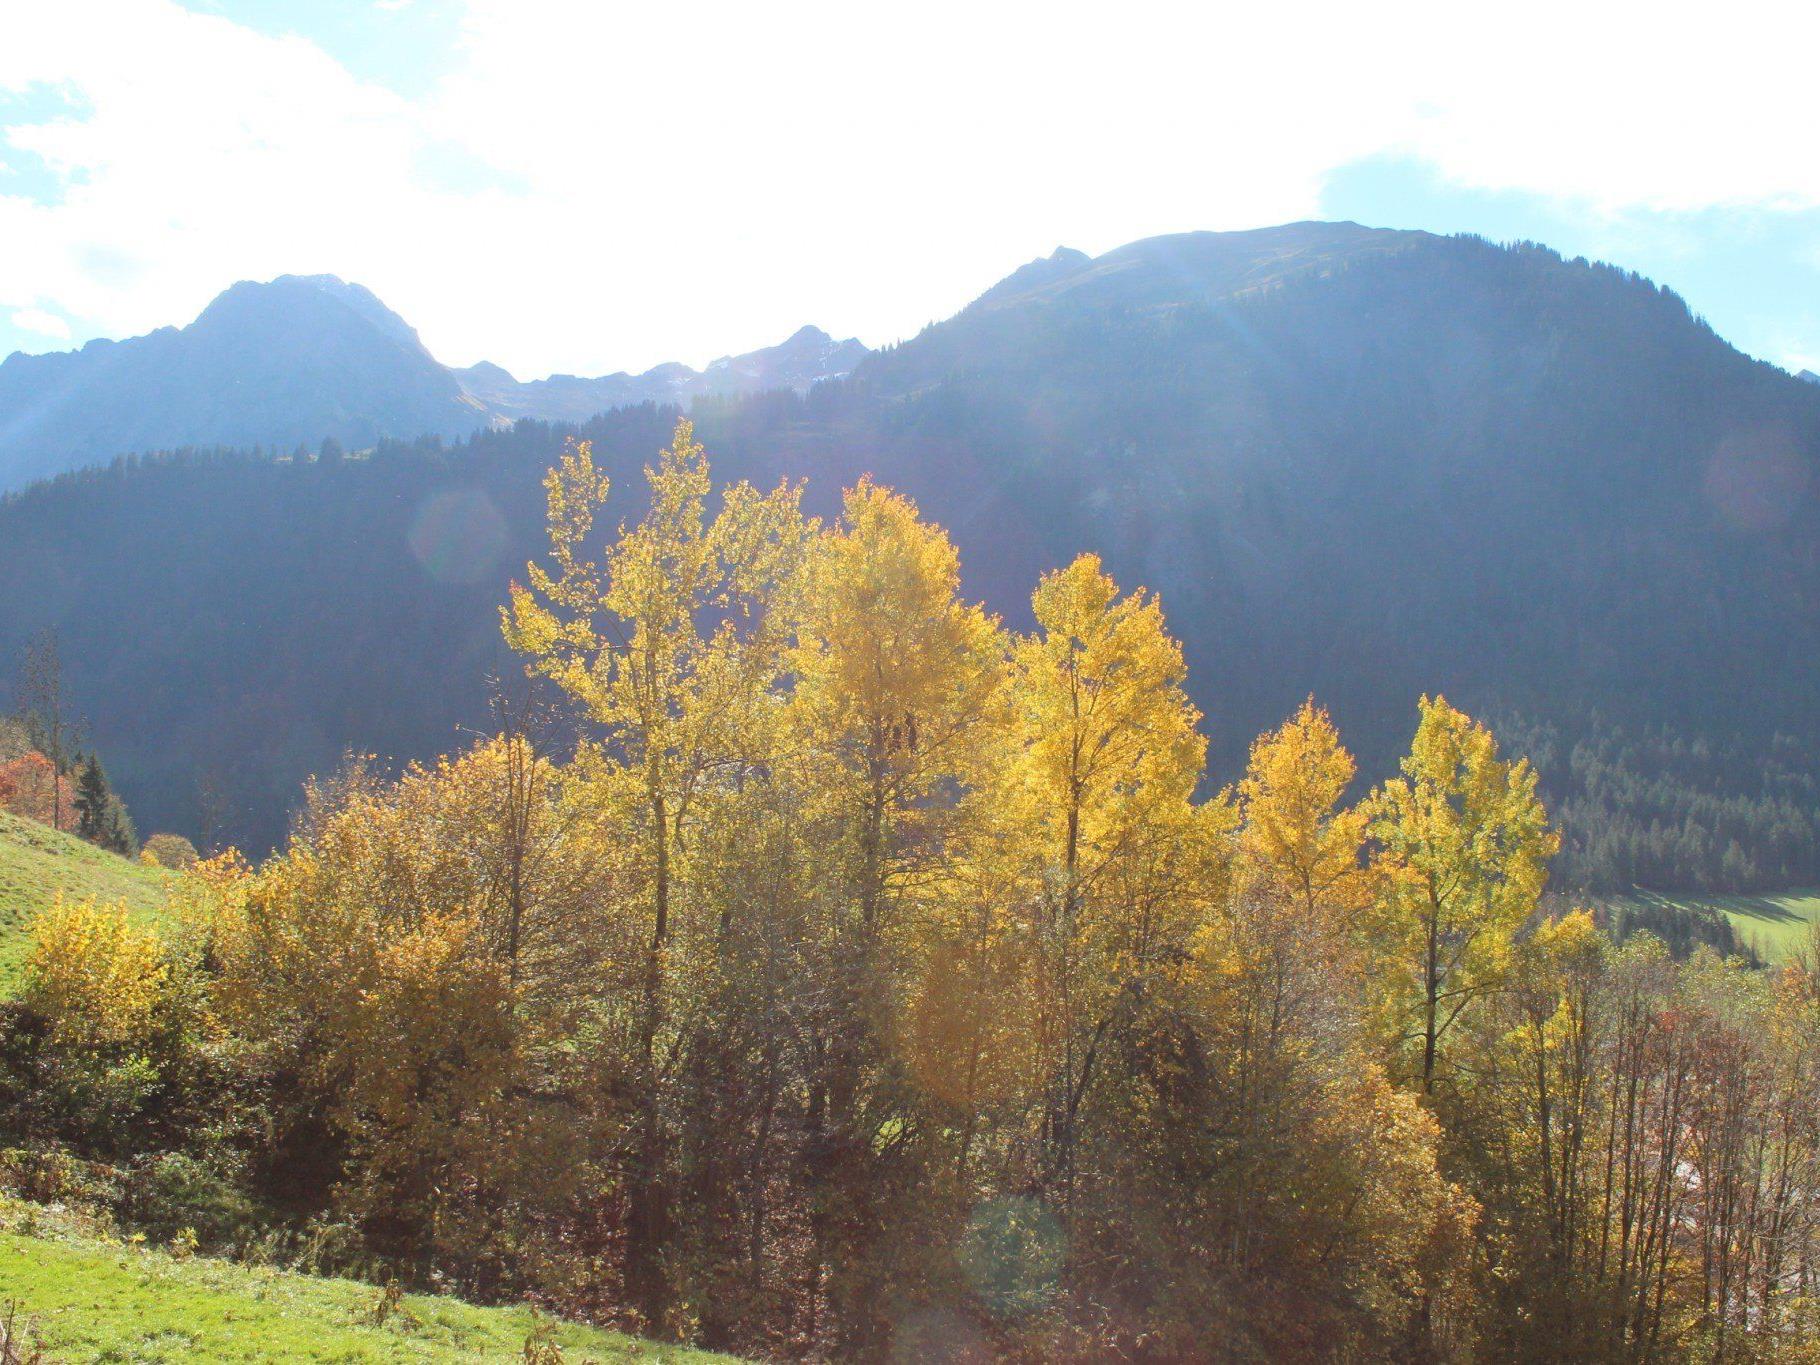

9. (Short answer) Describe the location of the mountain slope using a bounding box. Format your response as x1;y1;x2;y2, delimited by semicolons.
0;276;488;488
850;223;1820;745
0;224;1815;860
961;221;1420;313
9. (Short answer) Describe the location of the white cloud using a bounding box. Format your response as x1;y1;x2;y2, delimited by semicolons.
9;308;71;338
1;0;1817;378
1393;4;1820;213
0;1;438;341
420;0;1399;371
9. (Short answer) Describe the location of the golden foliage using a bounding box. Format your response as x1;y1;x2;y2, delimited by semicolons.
790;478;1005;829
1365;695;1560;1090
138;832;200;870
23;895;167;1049
1008;552;1204;879
1237;697;1369;919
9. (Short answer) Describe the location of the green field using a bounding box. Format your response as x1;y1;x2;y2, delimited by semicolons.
0;1208;728;1363
1609;887;1820;963
0;810;177;990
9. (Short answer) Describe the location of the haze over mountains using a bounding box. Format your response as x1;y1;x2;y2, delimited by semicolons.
2;222;1817;883
0;276;866;490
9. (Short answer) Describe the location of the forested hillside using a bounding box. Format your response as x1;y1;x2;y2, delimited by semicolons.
1;224;1816;888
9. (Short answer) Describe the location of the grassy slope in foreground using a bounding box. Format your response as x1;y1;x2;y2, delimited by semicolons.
1609;888;1820;963
0;1223;728;1363
0;809;175;989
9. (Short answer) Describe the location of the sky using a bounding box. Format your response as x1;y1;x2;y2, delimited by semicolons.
3;0;1819;380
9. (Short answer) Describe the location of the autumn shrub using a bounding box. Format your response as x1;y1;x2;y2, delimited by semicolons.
22;897;166;1049
139;833;199;870
0;896;221;1161
198;739;604;1276
0;1142;126;1213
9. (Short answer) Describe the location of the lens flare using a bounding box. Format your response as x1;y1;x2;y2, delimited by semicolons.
1703;425;1811;533
889;1307;994;1363
408;488;509;584
959;1195;1065;1319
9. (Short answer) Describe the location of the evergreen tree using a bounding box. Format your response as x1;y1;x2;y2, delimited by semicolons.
73;752;134;854
75;753;109;842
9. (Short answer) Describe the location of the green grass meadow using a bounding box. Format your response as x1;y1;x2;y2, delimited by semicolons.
0;1216;728;1363
1605;887;1820;963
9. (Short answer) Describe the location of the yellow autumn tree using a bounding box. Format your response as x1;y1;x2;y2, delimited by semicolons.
898;827;1035;1194
503;419;809;955
1366;695;1559;1093
1209;700;1372;1181
1502;907;1607;1300
1004;552;1216;1199
788;477;1004;925
1161;699;1463;1351
1236;697;1369;920
503;417;809;1330
784;478;1004;1348
1010;553;1204;894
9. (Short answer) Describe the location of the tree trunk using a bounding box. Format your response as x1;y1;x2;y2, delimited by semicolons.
628;789;672;1333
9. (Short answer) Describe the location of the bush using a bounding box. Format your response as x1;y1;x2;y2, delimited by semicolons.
140;833;199;871
0;1144;125;1213
1;899;185;1155
124;1151;256;1247
21;897;166;1050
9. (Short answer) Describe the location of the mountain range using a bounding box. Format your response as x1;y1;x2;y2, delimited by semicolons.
452;325;867;425
0;277;864;490
1;221;1816;885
